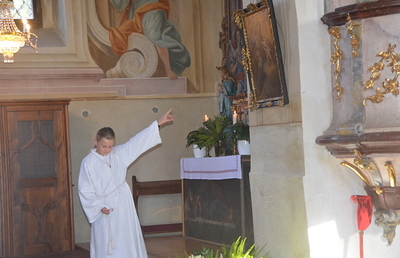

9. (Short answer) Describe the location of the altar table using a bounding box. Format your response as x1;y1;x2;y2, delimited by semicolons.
180;155;254;246
180;154;243;180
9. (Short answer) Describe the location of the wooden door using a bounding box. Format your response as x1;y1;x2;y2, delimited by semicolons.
0;101;74;257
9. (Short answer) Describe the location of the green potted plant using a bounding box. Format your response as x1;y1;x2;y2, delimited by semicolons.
224;122;250;155
176;236;271;258
186;115;231;157
221;236;270;258
186;127;211;157
202;115;231;156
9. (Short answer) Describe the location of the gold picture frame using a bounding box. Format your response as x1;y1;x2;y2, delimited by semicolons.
234;0;288;110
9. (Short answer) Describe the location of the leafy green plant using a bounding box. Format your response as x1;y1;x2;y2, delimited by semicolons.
224;122;250;149
186;115;232;156
186;126;213;149
175;236;271;258
223;237;270;258
190;247;220;258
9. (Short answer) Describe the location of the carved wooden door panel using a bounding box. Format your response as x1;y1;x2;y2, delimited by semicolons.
0;101;74;257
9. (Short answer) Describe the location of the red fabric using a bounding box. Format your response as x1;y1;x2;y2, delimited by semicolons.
351;195;373;258
351;195;373;231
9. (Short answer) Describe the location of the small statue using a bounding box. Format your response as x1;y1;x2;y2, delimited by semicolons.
217;66;236;117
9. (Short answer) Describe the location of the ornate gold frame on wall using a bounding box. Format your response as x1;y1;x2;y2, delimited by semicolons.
234;0;288;111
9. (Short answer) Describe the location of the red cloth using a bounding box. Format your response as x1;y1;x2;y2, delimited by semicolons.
351;195;373;231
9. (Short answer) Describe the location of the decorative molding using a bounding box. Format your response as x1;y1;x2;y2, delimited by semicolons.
316;131;400;157
0;68;188;97
321;0;400;27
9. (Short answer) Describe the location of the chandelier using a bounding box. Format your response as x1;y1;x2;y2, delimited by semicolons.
0;0;37;63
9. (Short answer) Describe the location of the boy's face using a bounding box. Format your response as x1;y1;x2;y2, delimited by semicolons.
94;138;115;156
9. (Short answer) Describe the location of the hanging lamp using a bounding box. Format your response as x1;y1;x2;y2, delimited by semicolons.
0;0;37;63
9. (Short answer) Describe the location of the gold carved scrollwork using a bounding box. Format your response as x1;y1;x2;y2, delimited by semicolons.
340;149;400;196
241;47;250;73
246;4;258;12
363;43;400;105
248;93;260;111
233;10;250;74
353;149;373;170
233;10;245;29
385;162;397;187
340;161;372;186
328;26;344;101
346;14;359;58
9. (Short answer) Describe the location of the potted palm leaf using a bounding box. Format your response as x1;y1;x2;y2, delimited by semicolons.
176;236;271;258
224;122;250;155
186;115;231;157
186;127;210;157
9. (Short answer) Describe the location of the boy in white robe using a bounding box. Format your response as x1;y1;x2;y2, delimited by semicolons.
78;109;173;258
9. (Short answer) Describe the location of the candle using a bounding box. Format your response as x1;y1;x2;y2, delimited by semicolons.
22;19;27;32
26;24;31;39
233;111;238;124
204;115;209;122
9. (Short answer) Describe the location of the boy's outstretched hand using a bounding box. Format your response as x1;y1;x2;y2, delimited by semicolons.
158;108;173;127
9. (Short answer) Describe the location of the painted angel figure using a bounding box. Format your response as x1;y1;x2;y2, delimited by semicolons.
109;0;191;80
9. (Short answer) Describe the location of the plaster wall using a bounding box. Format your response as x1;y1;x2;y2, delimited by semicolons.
250;123;308;258
242;0;308;257
300;0;400;257
246;0;400;257
69;95;217;243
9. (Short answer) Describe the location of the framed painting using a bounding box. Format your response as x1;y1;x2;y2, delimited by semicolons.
234;0;288;110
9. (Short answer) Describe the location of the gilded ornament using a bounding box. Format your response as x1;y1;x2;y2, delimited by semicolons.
247;3;258;12
248;93;259;111
363;80;374;90
346;14;359;58
241;47;250;72
363;87;385;105
340;161;372;186
373;185;383;195
328;26;344;101
354;149;373;170
265;101;273;107
385;162;397;187
363;44;400;105
341;149;383;187
370;71;381;81
233;10;245;29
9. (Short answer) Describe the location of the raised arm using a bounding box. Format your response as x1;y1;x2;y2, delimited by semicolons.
157;108;174;127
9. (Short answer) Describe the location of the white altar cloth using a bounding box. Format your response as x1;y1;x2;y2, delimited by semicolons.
180;155;242;180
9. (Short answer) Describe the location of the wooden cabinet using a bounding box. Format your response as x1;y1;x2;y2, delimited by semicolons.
0;100;74;257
